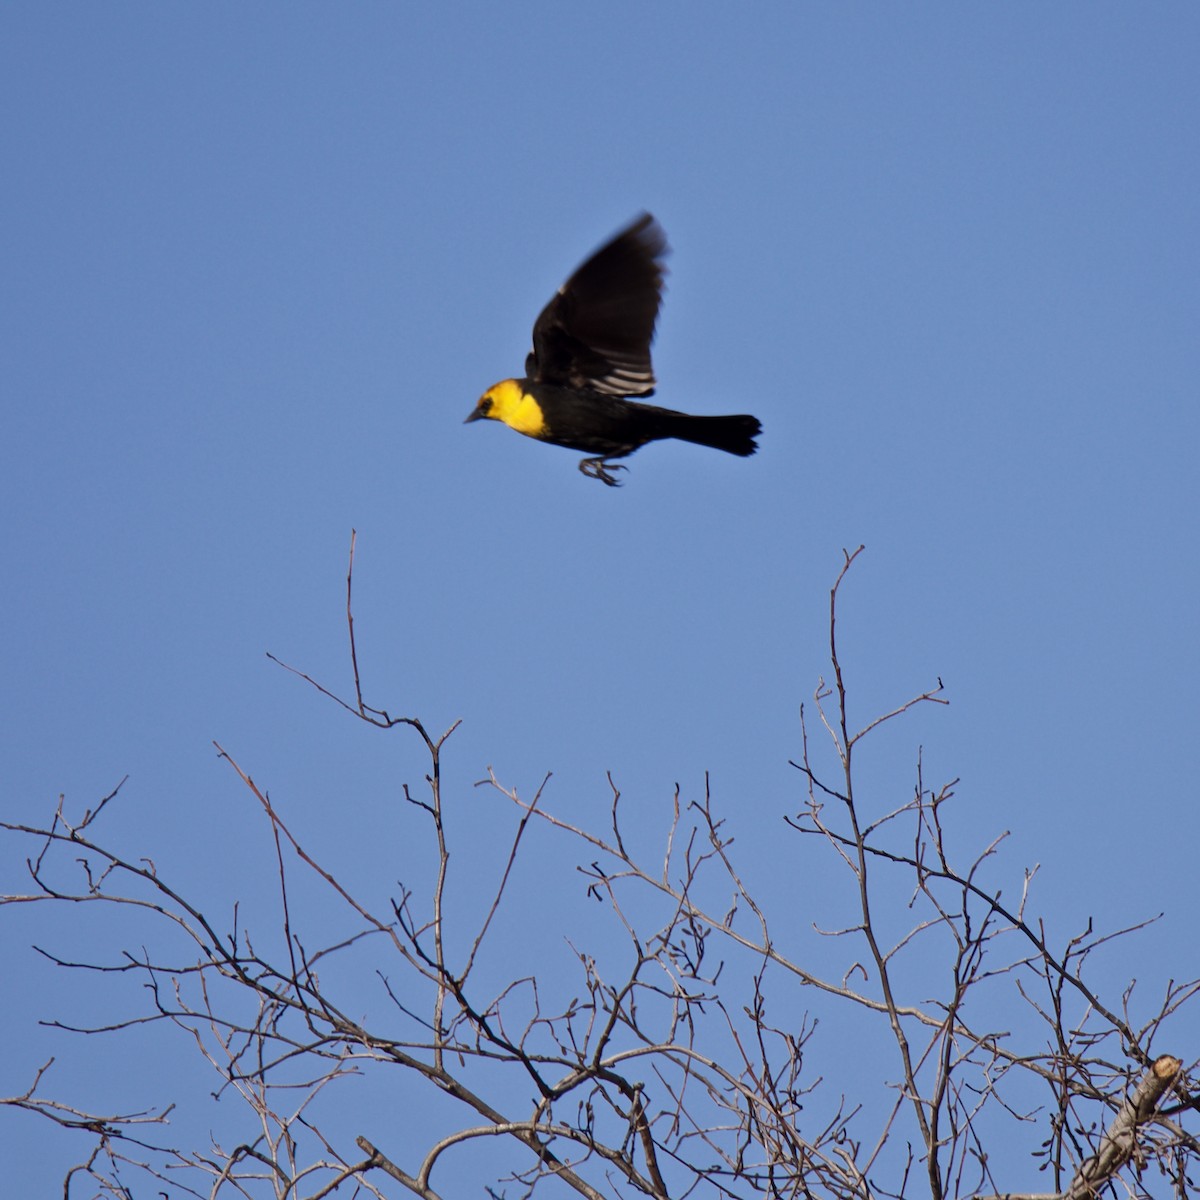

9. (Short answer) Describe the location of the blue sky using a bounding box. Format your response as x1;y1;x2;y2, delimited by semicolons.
3;6;1198;1195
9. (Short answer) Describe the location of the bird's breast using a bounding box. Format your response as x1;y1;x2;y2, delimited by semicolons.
503;389;549;439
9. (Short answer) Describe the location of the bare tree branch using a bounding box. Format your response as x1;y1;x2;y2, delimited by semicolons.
3;543;1195;1200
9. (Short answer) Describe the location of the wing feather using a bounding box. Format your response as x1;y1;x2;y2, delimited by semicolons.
526;213;668;397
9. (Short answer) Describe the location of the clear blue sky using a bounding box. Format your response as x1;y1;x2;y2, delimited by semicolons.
3;6;1198;1195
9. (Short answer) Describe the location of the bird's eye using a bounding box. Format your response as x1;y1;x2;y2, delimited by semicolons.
480;398;492;413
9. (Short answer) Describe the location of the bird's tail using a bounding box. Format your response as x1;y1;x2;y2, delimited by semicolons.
639;406;761;457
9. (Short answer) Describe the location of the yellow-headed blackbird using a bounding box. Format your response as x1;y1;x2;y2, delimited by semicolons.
465;214;762;486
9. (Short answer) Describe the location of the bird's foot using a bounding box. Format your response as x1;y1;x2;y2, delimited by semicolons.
579;457;627;487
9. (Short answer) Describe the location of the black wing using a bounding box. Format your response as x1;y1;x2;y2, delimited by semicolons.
526;213;668;397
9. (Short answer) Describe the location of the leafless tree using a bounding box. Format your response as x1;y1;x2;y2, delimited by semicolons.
3;540;1197;1199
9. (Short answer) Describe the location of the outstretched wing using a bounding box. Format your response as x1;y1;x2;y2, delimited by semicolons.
526;213;668;397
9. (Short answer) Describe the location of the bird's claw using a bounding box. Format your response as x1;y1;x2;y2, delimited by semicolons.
579;458;627;487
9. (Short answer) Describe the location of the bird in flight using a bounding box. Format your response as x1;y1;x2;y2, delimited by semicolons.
466;214;761;486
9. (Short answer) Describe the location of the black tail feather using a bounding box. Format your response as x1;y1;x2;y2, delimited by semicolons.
658;411;761;457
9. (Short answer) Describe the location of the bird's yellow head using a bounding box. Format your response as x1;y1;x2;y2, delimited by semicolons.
464;379;547;439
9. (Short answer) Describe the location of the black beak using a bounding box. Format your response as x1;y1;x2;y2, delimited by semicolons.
464;409;483;424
